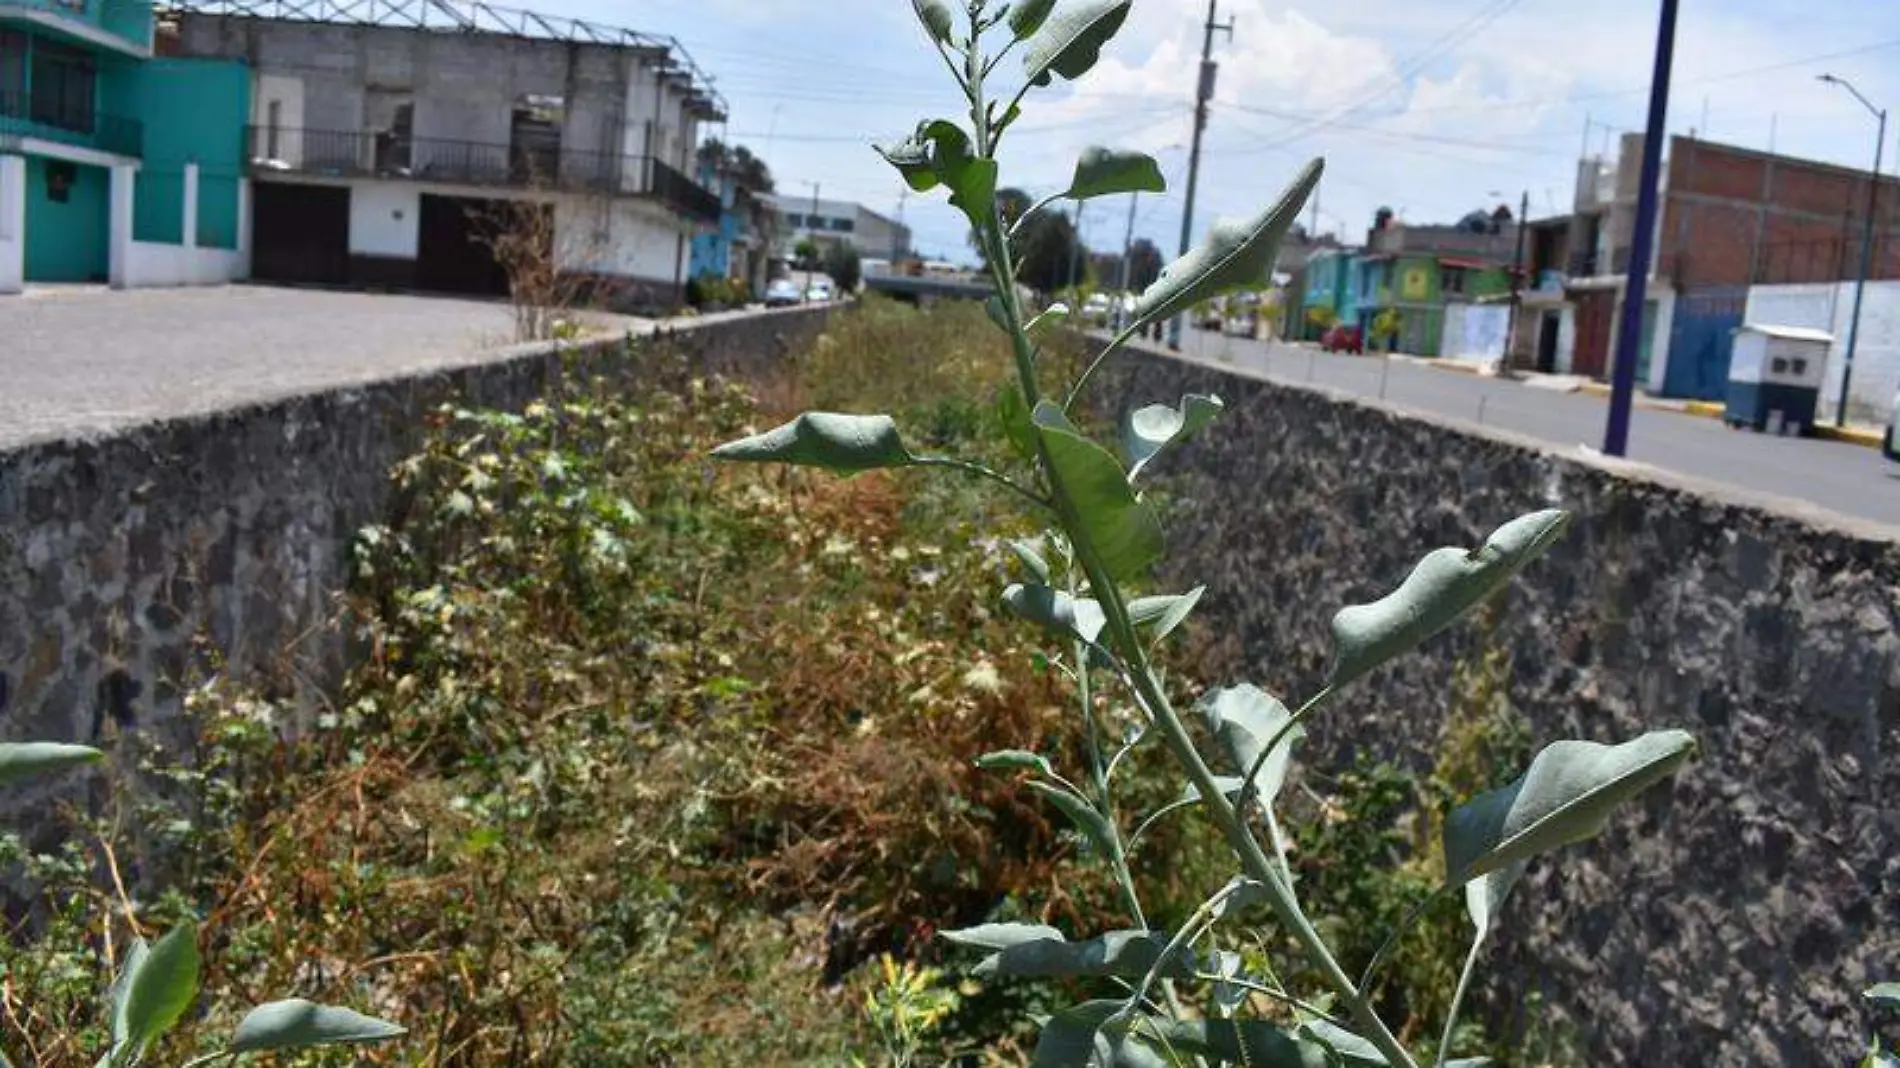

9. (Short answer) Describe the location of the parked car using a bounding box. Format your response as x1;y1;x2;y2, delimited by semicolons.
1082;291;1115;325
764;278;803;307
1321;324;1364;354
806;280;835;303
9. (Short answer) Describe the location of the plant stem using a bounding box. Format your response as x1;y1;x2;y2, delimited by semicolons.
1436;934;1487;1068
1074;635;1146;930
1079;554;1420;1068
910;456;1050;510
1186;971;1344;1025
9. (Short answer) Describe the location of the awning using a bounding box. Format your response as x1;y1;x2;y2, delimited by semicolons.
1438;256;1495;269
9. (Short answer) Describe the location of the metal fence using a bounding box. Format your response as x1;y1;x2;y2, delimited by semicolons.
0;90;143;157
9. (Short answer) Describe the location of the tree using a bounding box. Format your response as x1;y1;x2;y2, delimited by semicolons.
696;138;775;194
794;238;820;269
824;242;862;292
1126;238;1163;291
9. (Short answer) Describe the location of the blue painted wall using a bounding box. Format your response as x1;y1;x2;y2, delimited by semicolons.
688;162;737;282
105;57;250;249
23;155;108;281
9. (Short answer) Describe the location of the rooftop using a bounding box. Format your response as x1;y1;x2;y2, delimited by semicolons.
154;0;725;118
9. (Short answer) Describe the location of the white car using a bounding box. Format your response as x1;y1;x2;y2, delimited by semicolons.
806;280;835;302
1082;292;1115;324
764;278;803;307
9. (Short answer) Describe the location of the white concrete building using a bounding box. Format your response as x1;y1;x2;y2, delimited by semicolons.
166;0;724;308
764;193;910;262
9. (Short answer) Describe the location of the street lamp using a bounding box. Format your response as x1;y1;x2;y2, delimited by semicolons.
1818;73;1888;427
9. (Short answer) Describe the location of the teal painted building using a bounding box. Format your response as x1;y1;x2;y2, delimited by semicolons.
1;0;251;291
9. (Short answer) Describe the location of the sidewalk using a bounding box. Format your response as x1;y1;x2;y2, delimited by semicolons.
1396;352;1887;449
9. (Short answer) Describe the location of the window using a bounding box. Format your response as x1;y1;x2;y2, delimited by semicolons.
785;213;804;227
30;38;96;135
265;100;282;158
44;159;74;203
831;217;855;233
0;30;25;115
1440;266;1467;296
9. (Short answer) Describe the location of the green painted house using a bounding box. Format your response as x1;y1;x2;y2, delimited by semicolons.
1356;252;1511;357
1;0;250;292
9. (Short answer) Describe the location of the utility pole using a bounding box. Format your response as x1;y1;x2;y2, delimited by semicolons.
1819;73;1887;427
1603;0;1679;458
1503;189;1529;375
805;180;820;297
1167;0;1233;350
1067;200;1086;300
1118;191;1139;329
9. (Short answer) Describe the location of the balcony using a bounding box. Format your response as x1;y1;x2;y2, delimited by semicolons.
0;0;152;54
246;127;722;225
0;89;142;156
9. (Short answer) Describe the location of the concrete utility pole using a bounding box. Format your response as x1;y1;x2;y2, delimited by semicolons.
1067;200;1085;299
1118;191;1139;329
805;180;820;298
1604;0;1679;458
1168;0;1233;351
1504;189;1529;374
1819;73;1887;427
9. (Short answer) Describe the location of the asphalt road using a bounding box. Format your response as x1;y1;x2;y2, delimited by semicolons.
1163;326;1900;531
0;286;650;450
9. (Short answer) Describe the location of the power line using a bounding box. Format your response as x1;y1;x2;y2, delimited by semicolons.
1216;101;1573;159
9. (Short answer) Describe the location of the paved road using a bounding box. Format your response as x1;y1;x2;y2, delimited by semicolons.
1161;327;1900;531
0;286;650;450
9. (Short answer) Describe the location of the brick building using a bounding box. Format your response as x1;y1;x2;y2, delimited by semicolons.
1565;133;1900;399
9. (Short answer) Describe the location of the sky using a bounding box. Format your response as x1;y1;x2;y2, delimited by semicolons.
570;0;1898;267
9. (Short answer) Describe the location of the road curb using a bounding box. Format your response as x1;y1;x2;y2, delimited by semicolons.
1815;424;1885;448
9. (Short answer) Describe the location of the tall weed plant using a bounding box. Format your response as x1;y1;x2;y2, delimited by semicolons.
711;3;1698;1065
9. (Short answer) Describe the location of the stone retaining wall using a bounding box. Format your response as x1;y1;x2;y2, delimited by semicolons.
0;307;826;764
1098;342;1897;1068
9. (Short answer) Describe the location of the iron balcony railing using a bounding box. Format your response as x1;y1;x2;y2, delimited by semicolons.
0;90;143;157
246;127;721;224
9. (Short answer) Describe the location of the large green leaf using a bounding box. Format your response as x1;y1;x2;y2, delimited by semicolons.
119;923;200;1058
1023;0;1131;87
1463;859;1528;938
1443;731;1697;886
1032;402;1163;583
1137;1018;1326;1067
1026;781;1118;859
923;121;998;225
1865;983;1900;1009
1008;0;1057;40
911;0;954;42
1030;1001;1120;1068
1124;394;1223;480
1328;510;1571;688
942;922;1066;951
875;126;940;193
711;412;913;474
1297;1020;1386;1065
1064;147;1166;201
0;742;104;787
1003;584;1106;646
1130;159;1323;330
1199;684;1302;808
106;939;150;1051
230;999;406;1053
974;929;1190;980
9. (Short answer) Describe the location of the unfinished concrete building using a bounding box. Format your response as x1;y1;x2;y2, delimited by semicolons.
159;0;724;307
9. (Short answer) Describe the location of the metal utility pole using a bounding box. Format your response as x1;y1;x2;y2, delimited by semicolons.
1503;189;1529;374
1819;73;1888;427
1118;191;1139;329
1167;0;1233;351
1603;0;1679;458
1067;200;1086;299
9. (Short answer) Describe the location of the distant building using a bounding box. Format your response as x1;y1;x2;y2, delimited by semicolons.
2;0;252;292
688;163;772;298
1559;134;1900;407
764;193;910;263
165;0;724;308
1352;211;1513;358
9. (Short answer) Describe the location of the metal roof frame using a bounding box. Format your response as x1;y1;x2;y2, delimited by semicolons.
157;0;726;117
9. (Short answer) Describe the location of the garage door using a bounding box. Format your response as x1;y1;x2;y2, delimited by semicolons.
417;194;530;298
252;182;349;286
